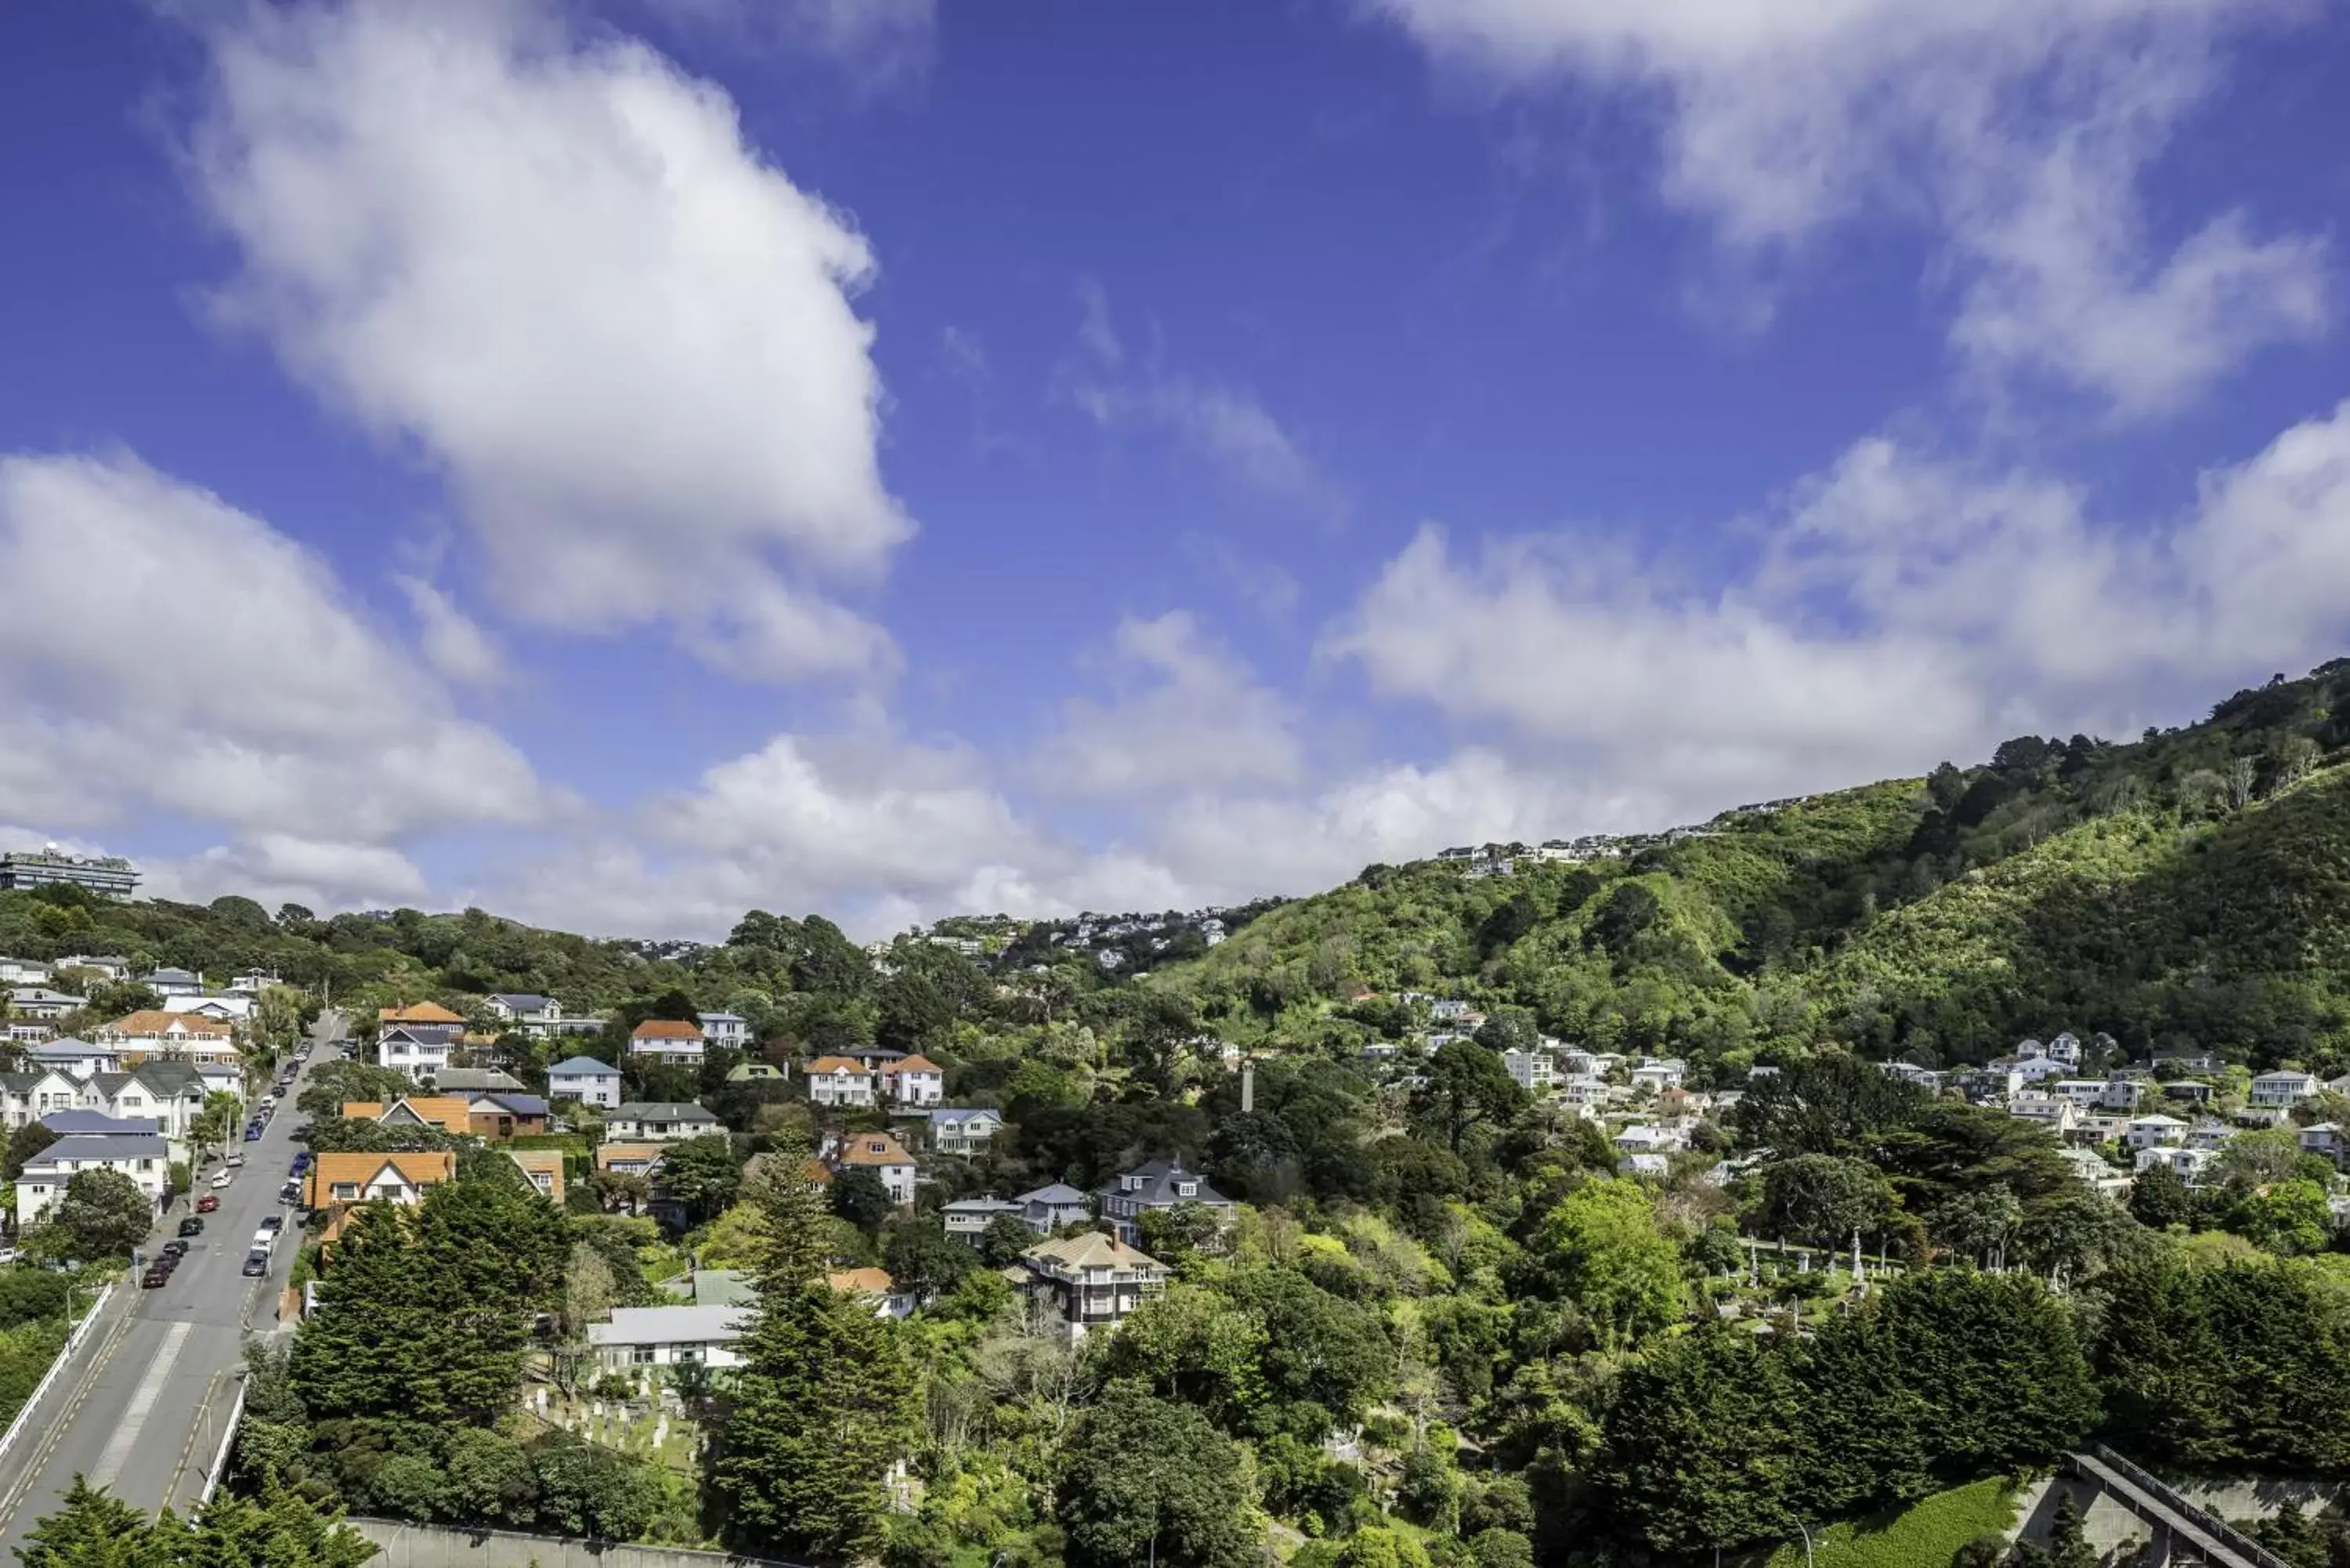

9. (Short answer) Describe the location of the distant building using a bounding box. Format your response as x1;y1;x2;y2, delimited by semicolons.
628;1019;707;1067
547;1057;623;1110
697;1011;751;1047
0;849;139;899
880;1055;946;1107
1098;1160;1232;1247
805;1057;877;1109
928;1106;1003;1155
944;1194;1024;1243
833;1132;917;1208
1011;1231;1170;1341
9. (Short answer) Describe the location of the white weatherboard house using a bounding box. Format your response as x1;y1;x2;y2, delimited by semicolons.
589;1305;750;1375
697;1011;750;1046
2250;1071;2319;1108
378;1025;453;1081
18;1133;169;1225
547;1057;623;1110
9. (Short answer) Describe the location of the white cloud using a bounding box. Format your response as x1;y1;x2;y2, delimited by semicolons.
0;450;544;908
1036;612;1303;802
396;575;504;688
642;0;936;87
186;0;911;681
149;834;433;913
1373;0;2326;414
1328;400;2350;808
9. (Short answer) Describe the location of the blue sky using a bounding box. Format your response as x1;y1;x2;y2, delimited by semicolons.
2;0;2348;938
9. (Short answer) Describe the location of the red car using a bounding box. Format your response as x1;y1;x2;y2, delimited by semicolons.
196;1194;219;1212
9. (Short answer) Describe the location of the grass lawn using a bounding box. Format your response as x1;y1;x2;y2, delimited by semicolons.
1760;1479;2020;1568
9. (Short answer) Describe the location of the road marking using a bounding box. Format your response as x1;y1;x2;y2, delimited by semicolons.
0;1293;139;1537
90;1319;192;1489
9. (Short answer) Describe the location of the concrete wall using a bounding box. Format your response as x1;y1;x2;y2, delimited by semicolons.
349;1520;812;1568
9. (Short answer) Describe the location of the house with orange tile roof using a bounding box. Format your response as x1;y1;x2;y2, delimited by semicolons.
832;1130;916;1207
629;1017;706;1066
340;1096;473;1136
880;1054;945;1107
827;1266;916;1319
805;1056;875;1108
306;1150;456;1209
595;1142;667;1177
379;1001;466;1027
92;1010;239;1065
505;1148;566;1202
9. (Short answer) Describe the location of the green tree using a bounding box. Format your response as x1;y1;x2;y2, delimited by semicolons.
14;1474;148;1567
1412;1041;1527;1154
880;1218;974;1302
830;1167;895;1234
2128;1161;2196;1230
1055;1385;1262;1568
50;1169;153;1262
711;1133;916;1561
1541;1178;1688;1349
656;1134;740;1223
2229;1179;2333;1256
1755;1154;1898;1248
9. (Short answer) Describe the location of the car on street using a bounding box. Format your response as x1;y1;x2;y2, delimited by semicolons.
240;1251;268;1277
161;1240;189;1259
226;1152;244;1168
210;1170;233;1188
196;1194;219;1212
259;1214;284;1233
179;1216;204;1237
291;1151;311;1174
142;1265;172;1289
280;1180;301;1204
244;1121;263;1140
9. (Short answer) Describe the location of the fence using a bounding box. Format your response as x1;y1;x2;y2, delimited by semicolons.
2077;1446;2292;1568
348;1519;812;1568
0;1281;118;1467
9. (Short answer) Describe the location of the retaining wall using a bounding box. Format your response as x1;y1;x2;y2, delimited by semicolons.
349;1519;811;1568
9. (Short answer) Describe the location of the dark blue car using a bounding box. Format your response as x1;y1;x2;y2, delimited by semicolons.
245;1120;264;1141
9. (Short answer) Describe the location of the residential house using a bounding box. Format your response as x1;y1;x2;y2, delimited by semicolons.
163;994;252;1024
306;1151;457;1209
55;956;127;983
1012;1231;1170;1341
1098;1160;1233;1247
944;1194;1024;1243
2007;1056;2071;1085
2055;1079;2110;1110
2298;1123;2347;1167
1559;1075;1611;1109
696;1011;750;1047
628;1019;706;1067
1428;999;1471;1022
9;988;86;1021
87;1063;209;1142
378;1001;465;1030
0;1069;89;1128
468;1093;550;1140
2008;1095;2078;1135
2099;1078;2151;1111
504;1148;566;1202
1618;1152;1671;1179
376;1026;454;1082
547;1057;623;1110
143;967;202;997
1502;1049;1557;1094
833;1132;917;1208
26;1039;120;1076
1613;1124;1679;1156
1018;1183;1094;1234
2059;1147;2133;1199
595;1143;667;1179
929;1106;1003;1156
1630;1059;1686;1094
2134;1146;2216;1181
1955;1067;2024;1104
2151;1049;2221;1073
483;994;561;1032
2251;1071;2320;1109
828;1266;916;1320
226;970;280;995
92;1012;236;1065
589;1305;749;1377
0;959;50;986
38;1109;161;1140
606;1102;721;1143
342;1097;473;1135
2019;1034;2084;1067
881;1055;946;1107
433;1068;528;1096
804;1056;877;1109
2186;1120;2234;1152
2124;1114;2189;1151
2;1020;53;1045
2163;1080;2215;1105
17;1133;170;1225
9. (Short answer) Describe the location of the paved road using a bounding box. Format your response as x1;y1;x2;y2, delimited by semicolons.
0;1012;345;1548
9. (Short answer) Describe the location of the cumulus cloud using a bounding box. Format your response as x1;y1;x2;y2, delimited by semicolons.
641;0;936;88
1329;400;2350;808
185;0;910;681
1036;612;1304;802
0;450;544;909
396;575;504;688
1373;0;2326;414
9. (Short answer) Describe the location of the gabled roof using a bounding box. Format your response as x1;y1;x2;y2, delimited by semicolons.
27;1039;108;1058
38;1110;160;1137
885;1055;944;1075
434;1068;526;1093
306;1150;457;1204
102;1011;233;1038
31;1133;168;1164
931;1105;1001;1125
132;1060;206;1097
588;1305;748;1347
1102;1161;1231;1208
379;1002;465;1025
488;993;553;1011
548;1056;620;1077
146;967;200;984
342;1097;472;1134
1018;1183;1090;1207
807;1056;873;1075
472;1093;550;1118
631;1018;704;1040
837;1133;913;1167
829;1267;897;1295
504;1148;566;1199
593;1142;668;1171
1021;1230;1165;1274
697;1010;747;1024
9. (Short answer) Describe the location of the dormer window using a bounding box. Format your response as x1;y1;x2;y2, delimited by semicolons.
1176;1181;1198;1198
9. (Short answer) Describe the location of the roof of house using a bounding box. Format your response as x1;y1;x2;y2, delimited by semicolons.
435;1068;527;1093
489;993;553;1011
548;1056;619;1077
837;1133;913;1167
27;1039;107;1058
472;1093;551;1118
132;1060;206;1096
2254;1070;2318;1082
725;1062;785;1081
1018;1183;1090;1207
1021;1231;1166;1274
1102;1161;1231;1207
610;1101;718;1123
38;1110;161;1137
631;1018;704;1040
379;1002;465;1025
102;1011;232;1037
806;1055;872;1075
29;1133;168;1165
594;1142;669;1170
146;967;199;983
342;1097;472;1134
588;1304;748;1347
945;1194;1024;1214
306;1151;457;1201
829;1267;897;1295
660;1267;757;1306
886;1055;943;1075
931;1106;1001;1125
503;1149;566;1198
698;1010;747;1024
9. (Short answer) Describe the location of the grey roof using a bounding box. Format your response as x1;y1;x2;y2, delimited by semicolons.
0;1071;42;1093
931;1106;1001;1125
133;1060;206;1097
489;993;553;1011
945;1194;1023;1214
588;1304;749;1347
659;1268;757;1306
146;968;200;984
1018;1183;1090;1208
697;1010;747;1024
39;1111;161;1136
611;1102;720;1123
548;1056;620;1077
435;1068;526;1093
31;1134;168;1165
475;1093;550;1118
1101;1160;1231;1209
27;1039;105;1058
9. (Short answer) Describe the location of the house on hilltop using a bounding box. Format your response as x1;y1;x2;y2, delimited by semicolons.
629;1019;707;1067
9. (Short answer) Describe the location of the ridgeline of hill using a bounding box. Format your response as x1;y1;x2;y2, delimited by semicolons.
7;659;2350;1078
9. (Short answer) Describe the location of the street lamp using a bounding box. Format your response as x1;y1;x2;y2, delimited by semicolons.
1792;1516;1815;1568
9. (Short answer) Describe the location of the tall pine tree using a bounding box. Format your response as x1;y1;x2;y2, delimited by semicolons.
710;1136;915;1561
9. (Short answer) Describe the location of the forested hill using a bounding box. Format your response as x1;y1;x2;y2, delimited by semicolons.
1145;660;2350;1076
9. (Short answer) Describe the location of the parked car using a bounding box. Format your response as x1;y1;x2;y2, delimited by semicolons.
280;1180;302;1205
259;1214;284;1234
161;1240;189;1259
244;1122;263;1141
225;1152;244;1168
177;1216;204;1237
196;1194;219;1212
240;1251;268;1277
290;1151;311;1174
142;1265;172;1289
0;1246;16;1265
209;1170;233;1189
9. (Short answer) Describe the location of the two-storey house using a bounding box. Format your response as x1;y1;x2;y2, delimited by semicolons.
547;1057;623;1110
804;1057;876;1108
1013;1231;1170;1341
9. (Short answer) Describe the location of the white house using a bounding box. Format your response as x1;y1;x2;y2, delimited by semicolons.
2135;1145;2216;1181
2250;1071;2320;1109
943;1194;1024;1243
226;970;280;995
164;994;253;1024
880;1055;945;1107
142;968;203;997
1017;1183;1094;1234
1559;1076;1611;1108
696;1011;751;1047
2124;1114;2189;1151
1618;1152;1671;1179
928;1106;1003;1155
2100;1078;2151;1111
25;1039;119;1077
804;1057;877;1109
2054;1079;2109;1109
2298;1123;2347;1165
484;994;561;1032
1630;1059;1685;1093
547;1057;623;1110
629;1019;707;1066
86;1063;211;1143
0;1068;89;1128
588;1304;750;1376
1502;1049;1557;1093
833;1133;918;1208
605;1102;722;1143
1613;1124;1678;1155
0;958;52;986
54;956;126;983
9;988;86;1021
94;1011;238;1065
2008;1096;2078;1135
17;1133;170;1225
378;1025;453;1081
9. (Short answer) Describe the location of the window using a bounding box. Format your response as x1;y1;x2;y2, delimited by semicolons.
631;1346;654;1365
1176;1181;1197;1198
331;1182;359;1201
